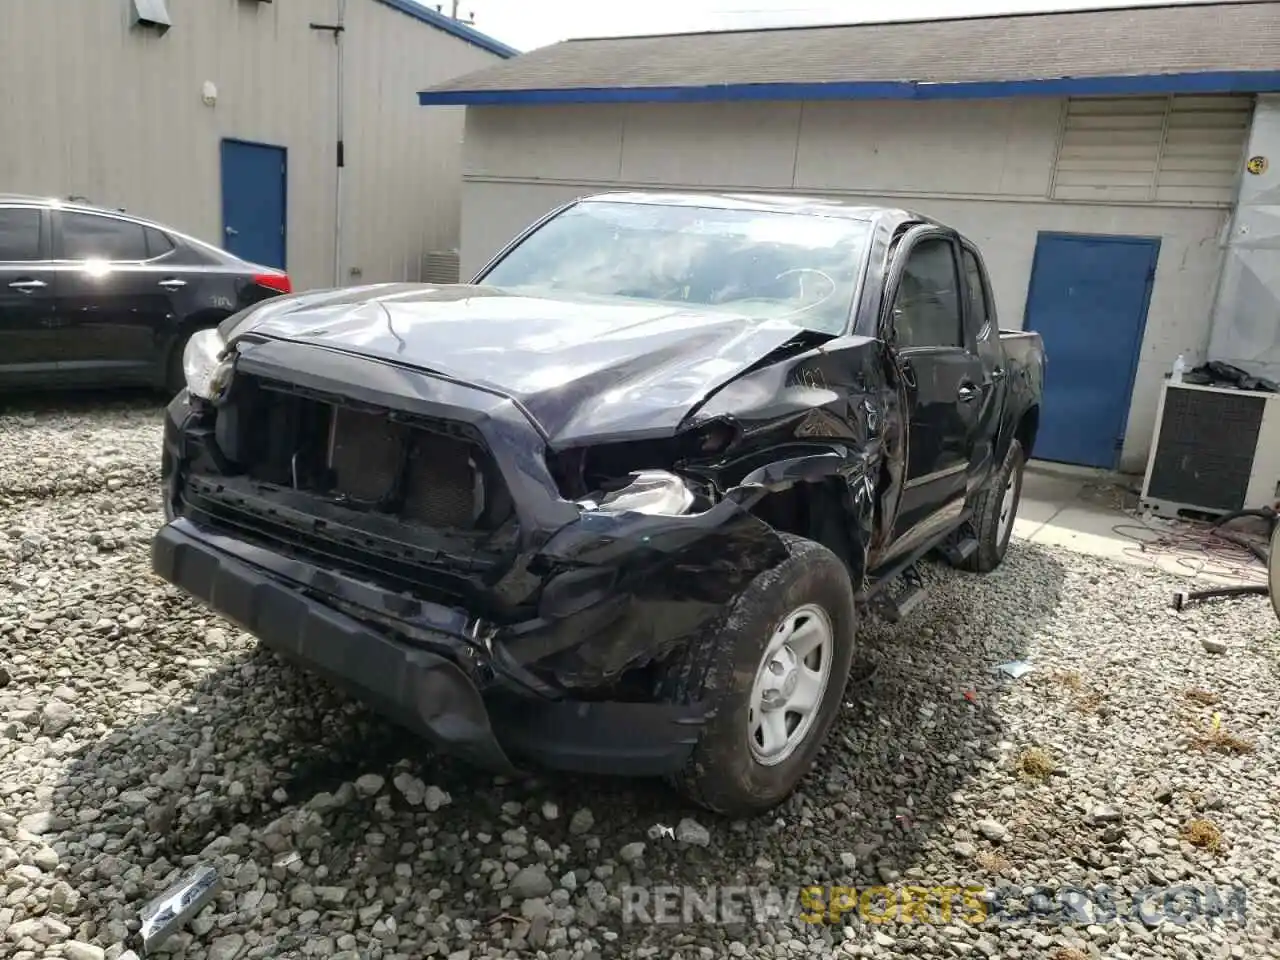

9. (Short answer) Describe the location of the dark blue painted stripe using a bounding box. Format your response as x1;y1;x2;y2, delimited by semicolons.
418;70;1280;105
374;0;518;58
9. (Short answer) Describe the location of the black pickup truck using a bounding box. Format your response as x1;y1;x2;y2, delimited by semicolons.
152;193;1045;815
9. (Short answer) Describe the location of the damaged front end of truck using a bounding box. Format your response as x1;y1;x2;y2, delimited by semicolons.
153;307;888;777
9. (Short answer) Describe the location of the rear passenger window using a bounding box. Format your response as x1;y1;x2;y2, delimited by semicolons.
145;226;174;258
962;248;992;338
891;238;963;349
61;212;149;261
0;207;42;261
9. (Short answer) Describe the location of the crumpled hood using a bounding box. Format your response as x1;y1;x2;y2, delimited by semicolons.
228;283;815;445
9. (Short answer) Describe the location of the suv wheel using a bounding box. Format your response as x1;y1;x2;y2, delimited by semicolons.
662;533;857;816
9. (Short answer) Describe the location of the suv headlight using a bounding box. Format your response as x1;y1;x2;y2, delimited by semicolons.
578;470;697;517
184;329;233;401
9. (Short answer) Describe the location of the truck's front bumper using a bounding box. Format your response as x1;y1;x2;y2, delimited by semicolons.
151;520;709;777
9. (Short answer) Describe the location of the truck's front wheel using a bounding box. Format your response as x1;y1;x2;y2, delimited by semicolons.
663;534;857;816
963;438;1026;573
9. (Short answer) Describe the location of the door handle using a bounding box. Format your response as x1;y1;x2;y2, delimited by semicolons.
225;226;238;237
991;366;1006;382
957;382;979;402
897;356;917;390
8;279;47;292
158;278;187;289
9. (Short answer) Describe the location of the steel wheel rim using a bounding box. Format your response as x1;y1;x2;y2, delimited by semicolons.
747;603;834;766
997;460;1022;544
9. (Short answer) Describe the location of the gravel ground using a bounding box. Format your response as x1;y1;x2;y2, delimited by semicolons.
1;399;1278;960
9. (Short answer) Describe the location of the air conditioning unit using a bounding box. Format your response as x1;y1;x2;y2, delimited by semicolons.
1140;380;1280;518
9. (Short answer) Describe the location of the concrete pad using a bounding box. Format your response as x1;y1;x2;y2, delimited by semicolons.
1011;463;1267;586
1024;505;1135;561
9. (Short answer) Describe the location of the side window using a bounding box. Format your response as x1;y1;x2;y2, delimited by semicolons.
891;237;963;349
0;207;43;261
61;212;149;261
145;226;175;258
962;248;992;339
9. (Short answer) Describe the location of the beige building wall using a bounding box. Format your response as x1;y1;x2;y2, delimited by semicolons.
0;0;504;291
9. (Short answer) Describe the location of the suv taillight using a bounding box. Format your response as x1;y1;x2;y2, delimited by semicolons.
254;272;292;295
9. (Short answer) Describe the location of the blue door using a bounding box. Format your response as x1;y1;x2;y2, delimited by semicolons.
220;139;287;269
1023;232;1159;468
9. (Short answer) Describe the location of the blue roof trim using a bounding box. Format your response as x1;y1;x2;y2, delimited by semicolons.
419;70;1280;105
373;0;518;58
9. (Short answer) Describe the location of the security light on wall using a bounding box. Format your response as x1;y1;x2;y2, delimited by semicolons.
132;0;172;33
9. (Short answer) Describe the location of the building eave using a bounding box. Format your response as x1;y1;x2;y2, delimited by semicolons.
373;0;518;58
418;70;1280;106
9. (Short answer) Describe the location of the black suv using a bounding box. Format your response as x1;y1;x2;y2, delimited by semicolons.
0;195;292;394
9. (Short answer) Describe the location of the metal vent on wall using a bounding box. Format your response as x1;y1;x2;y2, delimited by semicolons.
131;0;172;31
1052;95;1253;204
1143;385;1265;514
421;251;461;285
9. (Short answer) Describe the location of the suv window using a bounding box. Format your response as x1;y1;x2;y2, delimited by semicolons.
961;248;992;338
0;207;42;261
892;237;963;349
61;212;149;261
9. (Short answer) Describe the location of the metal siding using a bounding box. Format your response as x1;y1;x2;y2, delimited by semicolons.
0;0;504;291
341;0;502;284
1052;94;1254;203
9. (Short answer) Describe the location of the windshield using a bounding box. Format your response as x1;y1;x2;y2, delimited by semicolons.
478;200;871;335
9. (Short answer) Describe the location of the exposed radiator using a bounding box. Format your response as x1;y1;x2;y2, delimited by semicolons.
1140;381;1280;518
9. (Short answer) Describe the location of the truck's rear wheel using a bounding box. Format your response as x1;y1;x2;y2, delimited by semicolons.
662;534;857;816
963;438;1026;573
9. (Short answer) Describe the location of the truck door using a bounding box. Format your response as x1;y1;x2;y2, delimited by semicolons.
885;231;986;545
959;243;1006;498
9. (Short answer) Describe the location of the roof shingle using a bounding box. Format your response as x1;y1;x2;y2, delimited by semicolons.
419;1;1280;102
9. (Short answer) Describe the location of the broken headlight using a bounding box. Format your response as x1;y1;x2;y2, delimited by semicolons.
578;469;697;517
183;328;233;401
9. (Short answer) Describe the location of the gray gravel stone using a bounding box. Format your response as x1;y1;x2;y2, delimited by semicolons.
676;817;711;847
974;819;1008;842
509;865;553;898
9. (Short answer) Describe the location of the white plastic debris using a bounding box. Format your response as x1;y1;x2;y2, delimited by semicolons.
993;660;1035;679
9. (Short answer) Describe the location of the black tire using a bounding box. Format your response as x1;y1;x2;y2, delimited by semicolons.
663;533;857;816
962;438;1026;573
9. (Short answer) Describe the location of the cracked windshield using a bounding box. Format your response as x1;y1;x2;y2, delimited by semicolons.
482;200;870;334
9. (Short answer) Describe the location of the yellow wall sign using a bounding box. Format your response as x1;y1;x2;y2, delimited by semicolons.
1246;156;1268;175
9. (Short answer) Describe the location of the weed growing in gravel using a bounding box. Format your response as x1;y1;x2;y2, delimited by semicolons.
974;850;1012;875
1192;720;1256;755
1053;669;1083;691
1048;668;1104;712
1182;818;1224;853
1016;747;1056;781
1072;690;1104;713
1184;688;1219;706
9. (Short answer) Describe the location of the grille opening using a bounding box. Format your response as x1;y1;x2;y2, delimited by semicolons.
228;378;515;533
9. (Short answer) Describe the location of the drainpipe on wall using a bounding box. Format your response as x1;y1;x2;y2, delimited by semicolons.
310;2;348;288
334;0;348;288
